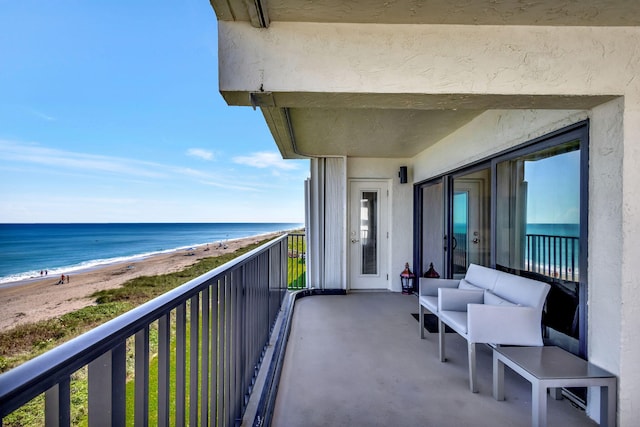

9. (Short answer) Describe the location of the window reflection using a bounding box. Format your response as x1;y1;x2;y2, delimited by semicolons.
496;140;581;353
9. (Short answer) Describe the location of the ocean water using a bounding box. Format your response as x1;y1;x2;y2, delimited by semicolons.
0;223;302;284
525;223;580;279
526;223;579;238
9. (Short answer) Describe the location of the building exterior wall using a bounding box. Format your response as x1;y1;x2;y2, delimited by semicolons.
218;20;640;425
218;22;638;99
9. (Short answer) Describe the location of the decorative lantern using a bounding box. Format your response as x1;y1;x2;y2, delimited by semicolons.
400;262;416;294
424;262;440;278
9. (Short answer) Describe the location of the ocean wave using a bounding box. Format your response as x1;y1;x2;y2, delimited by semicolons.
0;245;202;286
0;230;294;287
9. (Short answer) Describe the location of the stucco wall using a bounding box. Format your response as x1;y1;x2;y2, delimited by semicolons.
619;101;640;425
219;22;638;99
589;98;624;372
348;158;413;292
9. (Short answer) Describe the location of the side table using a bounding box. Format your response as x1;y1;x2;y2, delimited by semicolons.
493;346;616;427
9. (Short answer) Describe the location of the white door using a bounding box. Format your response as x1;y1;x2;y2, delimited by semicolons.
349;180;389;290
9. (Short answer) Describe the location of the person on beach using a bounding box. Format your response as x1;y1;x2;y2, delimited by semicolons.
56;274;65;285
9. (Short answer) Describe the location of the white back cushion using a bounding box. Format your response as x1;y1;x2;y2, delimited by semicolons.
459;278;481;290
483;290;518;306
463;264;500;291
493;272;550;310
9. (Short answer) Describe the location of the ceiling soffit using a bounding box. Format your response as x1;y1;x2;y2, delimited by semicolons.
213;0;640;27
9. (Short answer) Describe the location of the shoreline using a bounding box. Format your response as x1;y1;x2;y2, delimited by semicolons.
0;232;284;332
0;228;299;287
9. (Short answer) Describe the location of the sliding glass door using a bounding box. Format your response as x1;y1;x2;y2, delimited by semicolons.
419;179;445;277
415;122;588;361
415;166;491;280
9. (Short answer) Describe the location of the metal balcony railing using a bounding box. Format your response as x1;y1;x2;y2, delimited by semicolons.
0;235;289;427
525;233;580;282
287;233;306;290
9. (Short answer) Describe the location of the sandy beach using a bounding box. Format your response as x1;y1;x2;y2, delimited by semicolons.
0;232;283;332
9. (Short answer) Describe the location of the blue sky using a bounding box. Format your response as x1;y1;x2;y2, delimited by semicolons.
525;150;580;224
0;0;308;223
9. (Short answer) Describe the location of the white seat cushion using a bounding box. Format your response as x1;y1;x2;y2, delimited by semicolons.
419;295;438;313
439;310;468;335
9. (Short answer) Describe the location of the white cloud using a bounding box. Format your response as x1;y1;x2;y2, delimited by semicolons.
0;140;166;179
186;148;214;160
232;151;297;170
0;140;277;194
25;107;55;121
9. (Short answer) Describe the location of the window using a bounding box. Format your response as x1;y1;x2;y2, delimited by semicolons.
495;135;586;357
415;122;588;359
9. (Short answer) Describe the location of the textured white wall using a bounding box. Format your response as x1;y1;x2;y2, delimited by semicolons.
589;99;624;373
219;22;638;97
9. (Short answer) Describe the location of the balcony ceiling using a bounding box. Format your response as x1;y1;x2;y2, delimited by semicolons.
211;1;631;158
214;0;640;26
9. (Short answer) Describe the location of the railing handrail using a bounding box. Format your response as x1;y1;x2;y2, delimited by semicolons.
526;233;578;239
0;233;289;418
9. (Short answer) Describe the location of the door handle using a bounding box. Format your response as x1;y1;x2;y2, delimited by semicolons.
351;239;360;243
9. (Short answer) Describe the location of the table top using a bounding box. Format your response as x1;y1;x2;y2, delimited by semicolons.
494;346;615;380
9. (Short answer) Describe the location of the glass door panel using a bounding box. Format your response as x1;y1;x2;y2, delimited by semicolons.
360;191;378;275
421;180;445;277
452;168;491;278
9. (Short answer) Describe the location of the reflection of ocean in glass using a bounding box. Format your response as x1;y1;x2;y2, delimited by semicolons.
525;223;580;281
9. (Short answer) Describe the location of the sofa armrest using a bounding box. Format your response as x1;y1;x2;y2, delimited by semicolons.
467;304;543;346
438;288;484;312
418;278;460;296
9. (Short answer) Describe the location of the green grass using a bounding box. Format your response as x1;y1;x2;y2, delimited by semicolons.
287;233;306;289
0;237;274;427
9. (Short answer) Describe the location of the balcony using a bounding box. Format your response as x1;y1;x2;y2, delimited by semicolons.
0;234;598;426
266;292;598;427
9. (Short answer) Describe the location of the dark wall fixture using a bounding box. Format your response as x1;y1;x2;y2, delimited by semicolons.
399;166;408;184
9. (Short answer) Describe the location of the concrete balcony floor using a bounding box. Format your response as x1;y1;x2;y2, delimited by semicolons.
271;292;598;427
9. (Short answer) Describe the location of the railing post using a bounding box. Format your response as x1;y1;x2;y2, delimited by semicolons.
134;326;150;427
176;302;187;426
189;295;200;427
217;280;225;427
200;287;210;425
88;342;126;427
45;377;70;427
158;313;171;427
211;282;219;427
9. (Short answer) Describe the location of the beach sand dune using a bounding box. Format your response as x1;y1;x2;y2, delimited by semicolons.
0;233;282;332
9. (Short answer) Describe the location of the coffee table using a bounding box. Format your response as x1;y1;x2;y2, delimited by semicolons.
493;346;616;427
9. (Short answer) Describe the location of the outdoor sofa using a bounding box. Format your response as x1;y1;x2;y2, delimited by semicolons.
418;264;551;392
